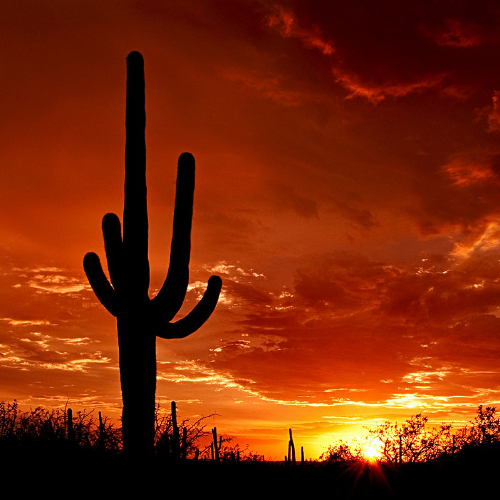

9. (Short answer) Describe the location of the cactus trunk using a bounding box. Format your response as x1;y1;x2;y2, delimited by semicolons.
84;51;222;456
288;428;296;465
98;410;105;449
118;315;157;454
212;427;220;461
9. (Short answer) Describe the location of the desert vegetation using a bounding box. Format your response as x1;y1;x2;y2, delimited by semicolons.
1;400;500;498
2;400;499;465
0;399;263;462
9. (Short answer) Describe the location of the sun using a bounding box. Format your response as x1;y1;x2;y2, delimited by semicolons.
362;444;381;463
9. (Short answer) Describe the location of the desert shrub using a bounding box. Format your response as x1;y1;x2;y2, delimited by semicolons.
0;400;121;453
154;405;213;459
217;439;265;462
320;439;365;463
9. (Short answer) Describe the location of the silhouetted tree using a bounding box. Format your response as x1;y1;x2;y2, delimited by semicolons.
454;405;500;451
368;414;452;463
83;52;222;456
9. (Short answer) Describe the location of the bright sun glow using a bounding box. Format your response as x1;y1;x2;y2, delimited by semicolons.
362;444;382;463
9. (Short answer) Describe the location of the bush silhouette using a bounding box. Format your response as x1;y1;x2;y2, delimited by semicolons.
0;400;121;454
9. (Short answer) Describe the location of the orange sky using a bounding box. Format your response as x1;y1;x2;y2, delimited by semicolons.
2;0;500;459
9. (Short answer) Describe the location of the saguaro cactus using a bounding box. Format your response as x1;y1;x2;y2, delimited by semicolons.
288;428;296;465
83;51;222;455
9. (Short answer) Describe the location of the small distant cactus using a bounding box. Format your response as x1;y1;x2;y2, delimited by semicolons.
84;51;222;455
288;428;296;465
212;426;221;461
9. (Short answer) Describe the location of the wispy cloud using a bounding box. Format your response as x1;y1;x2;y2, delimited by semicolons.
264;4;447;103
27;273;89;294
266;6;335;56
1;317;53;326
333;69;447;104
442;158;499;187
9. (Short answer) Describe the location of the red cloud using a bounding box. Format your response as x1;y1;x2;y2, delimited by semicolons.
333;68;447;104
442;159;499;187
266;7;335;56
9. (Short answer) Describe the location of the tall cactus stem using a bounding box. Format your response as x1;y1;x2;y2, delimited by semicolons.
98;410;105;450
288;428;296;466
212;427;220;461
67;408;74;442
83;51;222;456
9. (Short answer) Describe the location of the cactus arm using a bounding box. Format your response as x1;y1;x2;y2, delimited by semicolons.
123;51;149;297
83;252;118;316
152;152;194;320
102;213;123;290
155;275;222;339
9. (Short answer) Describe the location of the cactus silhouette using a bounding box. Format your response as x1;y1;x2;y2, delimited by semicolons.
83;51;222;455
